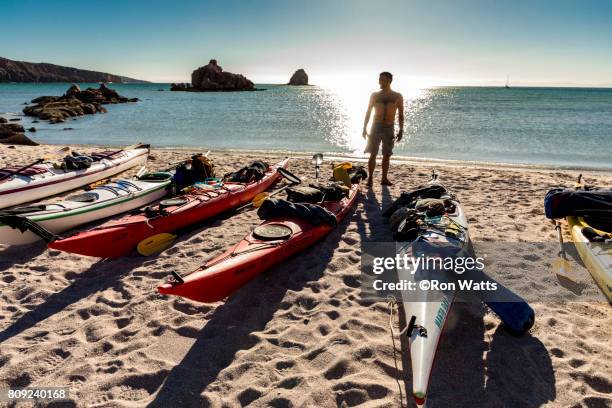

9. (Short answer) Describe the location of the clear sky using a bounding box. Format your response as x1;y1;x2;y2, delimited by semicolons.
1;0;611;86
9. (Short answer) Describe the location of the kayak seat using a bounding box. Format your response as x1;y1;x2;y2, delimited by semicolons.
138;172;173;182
583;216;612;233
67;192;99;203
582;226;611;243
90;151;120;161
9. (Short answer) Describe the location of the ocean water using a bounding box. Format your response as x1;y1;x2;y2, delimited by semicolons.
1;83;611;169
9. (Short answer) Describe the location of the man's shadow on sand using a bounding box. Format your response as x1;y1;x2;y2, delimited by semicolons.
148;199;356;407
0;256;147;344
360;184;555;407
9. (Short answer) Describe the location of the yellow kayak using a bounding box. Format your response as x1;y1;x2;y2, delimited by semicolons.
567;216;612;302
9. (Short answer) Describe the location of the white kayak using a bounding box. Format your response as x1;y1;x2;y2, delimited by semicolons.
0;144;150;209
0;171;173;245
392;174;534;407
396;183;468;408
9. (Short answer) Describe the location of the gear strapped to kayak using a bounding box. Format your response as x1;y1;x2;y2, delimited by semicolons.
48;159;289;257
0;144;150;210
0;170;174;246
223;160;269;183
172;153;216;189
386;172;535;408
545;177;612;301
158;157;365;303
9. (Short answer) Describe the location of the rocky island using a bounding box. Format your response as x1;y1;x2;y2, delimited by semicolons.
0;56;147;83
288;68;309;85
23;84;138;124
171;59;261;92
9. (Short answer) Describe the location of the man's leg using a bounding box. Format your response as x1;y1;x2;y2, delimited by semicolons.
367;153;376;187
381;154;392;185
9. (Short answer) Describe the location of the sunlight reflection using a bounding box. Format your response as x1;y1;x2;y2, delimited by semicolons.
317;76;428;155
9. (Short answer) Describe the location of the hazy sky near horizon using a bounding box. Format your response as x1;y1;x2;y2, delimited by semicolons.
1;0;611;86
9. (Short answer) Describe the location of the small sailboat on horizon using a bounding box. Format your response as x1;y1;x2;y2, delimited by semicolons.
505;75;510;89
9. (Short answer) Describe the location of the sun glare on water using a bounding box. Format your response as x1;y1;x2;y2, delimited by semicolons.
315;74;428;156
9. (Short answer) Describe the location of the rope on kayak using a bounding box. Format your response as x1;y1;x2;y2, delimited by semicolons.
175;241;287;281
203;242;283;269
387;296;409;337
387;295;408;408
0;215;58;243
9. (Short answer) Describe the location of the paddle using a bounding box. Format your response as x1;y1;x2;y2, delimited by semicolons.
550;174;585;282
312;153;323;181
0;146;70;182
137;233;177;256
96;142;149;161
236;167;302;211
134;152;213;256
552;219;575;281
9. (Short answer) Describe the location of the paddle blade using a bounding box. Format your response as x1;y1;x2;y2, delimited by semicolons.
252;194;270;208
136;166;147;178
43;146;70;160
552;257;576;282
278;167;301;184
137;233;177;256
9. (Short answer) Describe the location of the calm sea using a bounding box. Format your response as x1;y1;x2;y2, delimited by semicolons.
1;83;610;169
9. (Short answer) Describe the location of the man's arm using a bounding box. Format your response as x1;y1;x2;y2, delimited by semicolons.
396;94;404;141
362;93;375;139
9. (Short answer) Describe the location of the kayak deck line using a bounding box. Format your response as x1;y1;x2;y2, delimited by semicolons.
48;159;290;258
0;182;170;226
0;146;151;210
165;200;345;286
0;148;149;195
158;179;360;303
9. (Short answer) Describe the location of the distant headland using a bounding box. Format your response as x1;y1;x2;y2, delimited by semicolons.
0;56;148;83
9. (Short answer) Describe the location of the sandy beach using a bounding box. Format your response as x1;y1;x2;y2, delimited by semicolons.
0;144;610;407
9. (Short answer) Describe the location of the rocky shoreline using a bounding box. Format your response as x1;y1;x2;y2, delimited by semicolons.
23;84;138;124
0;118;38;146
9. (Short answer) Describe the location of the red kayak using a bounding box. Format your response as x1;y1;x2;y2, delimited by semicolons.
49;159;289;258
158;182;360;303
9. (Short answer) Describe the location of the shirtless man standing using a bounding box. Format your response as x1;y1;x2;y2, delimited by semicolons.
362;72;404;187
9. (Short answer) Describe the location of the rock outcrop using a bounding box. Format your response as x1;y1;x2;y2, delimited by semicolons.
0;123;38;146
0;56;147;83
171;59;259;92
288;69;309;85
23;84;138;124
